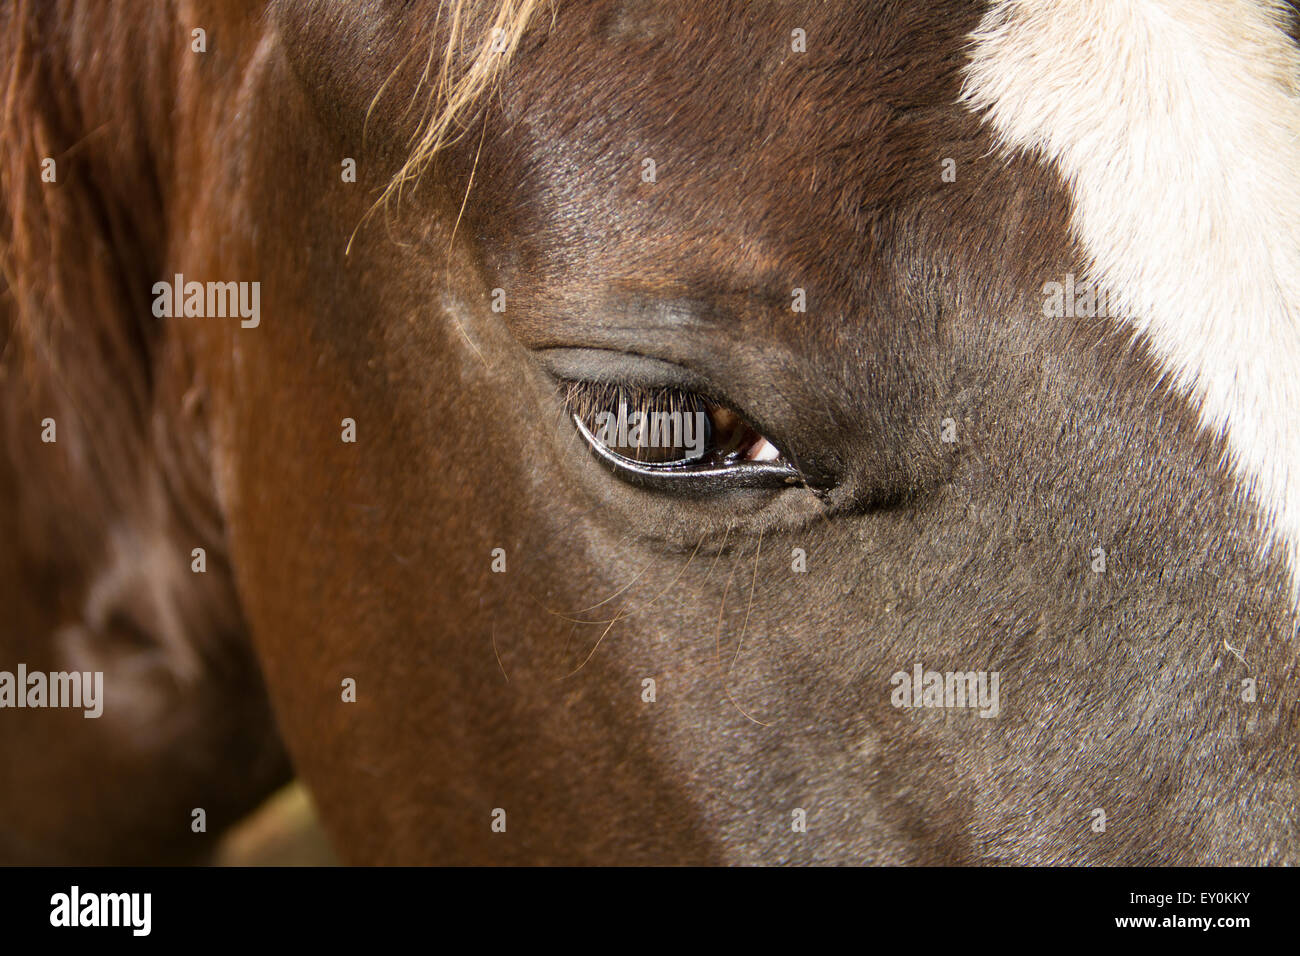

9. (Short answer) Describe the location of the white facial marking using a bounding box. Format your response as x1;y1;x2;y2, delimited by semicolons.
962;0;1300;601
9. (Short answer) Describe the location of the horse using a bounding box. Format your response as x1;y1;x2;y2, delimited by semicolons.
2;0;1297;865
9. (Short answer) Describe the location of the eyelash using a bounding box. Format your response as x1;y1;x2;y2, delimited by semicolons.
560;380;804;493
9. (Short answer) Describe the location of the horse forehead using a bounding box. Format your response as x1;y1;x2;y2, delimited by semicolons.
482;0;987;284
504;0;982;159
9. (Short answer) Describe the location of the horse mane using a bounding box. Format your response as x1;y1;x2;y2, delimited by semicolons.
1;0;544;459
0;0;551;655
381;0;548;207
0;0;234;648
0;1;282;799
1;0;175;500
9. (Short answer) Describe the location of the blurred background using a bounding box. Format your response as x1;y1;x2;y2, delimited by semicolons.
215;783;338;866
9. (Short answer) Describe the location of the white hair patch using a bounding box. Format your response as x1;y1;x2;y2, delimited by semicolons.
961;0;1300;600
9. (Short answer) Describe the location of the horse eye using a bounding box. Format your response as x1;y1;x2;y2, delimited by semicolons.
563;381;801;491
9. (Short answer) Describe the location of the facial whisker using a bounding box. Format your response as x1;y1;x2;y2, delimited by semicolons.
723;529;772;727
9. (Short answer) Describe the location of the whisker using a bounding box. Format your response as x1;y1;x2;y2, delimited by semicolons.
725;695;771;727
701;523;732;589
558;534;705;625
553;620;581;675
546;549;658;619
564;531;684;675
448;305;488;365
491;625;509;683
724;528;772;726
730;528;762;674
521;504;662;617
564;593;631;678
713;540;742;668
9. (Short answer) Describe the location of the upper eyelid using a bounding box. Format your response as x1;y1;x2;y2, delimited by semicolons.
538;348;717;397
